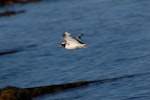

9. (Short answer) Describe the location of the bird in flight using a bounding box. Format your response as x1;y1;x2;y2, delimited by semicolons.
59;32;88;49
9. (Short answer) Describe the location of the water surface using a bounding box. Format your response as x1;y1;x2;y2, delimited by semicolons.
0;0;150;100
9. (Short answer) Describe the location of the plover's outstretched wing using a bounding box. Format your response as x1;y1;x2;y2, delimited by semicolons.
73;34;84;41
62;32;70;39
62;32;84;44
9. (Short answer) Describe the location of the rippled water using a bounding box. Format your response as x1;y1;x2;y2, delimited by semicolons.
0;0;150;100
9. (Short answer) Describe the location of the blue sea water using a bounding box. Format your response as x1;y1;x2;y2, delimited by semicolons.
0;0;150;100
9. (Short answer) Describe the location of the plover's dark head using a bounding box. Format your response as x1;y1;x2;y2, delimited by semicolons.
59;42;66;48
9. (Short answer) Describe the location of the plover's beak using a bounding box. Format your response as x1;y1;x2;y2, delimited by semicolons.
59;43;64;48
58;44;62;47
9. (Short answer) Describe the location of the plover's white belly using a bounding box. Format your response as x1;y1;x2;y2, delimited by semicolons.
65;43;79;49
65;43;86;49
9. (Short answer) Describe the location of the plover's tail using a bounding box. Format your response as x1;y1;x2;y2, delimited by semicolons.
83;44;88;48
79;44;88;48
